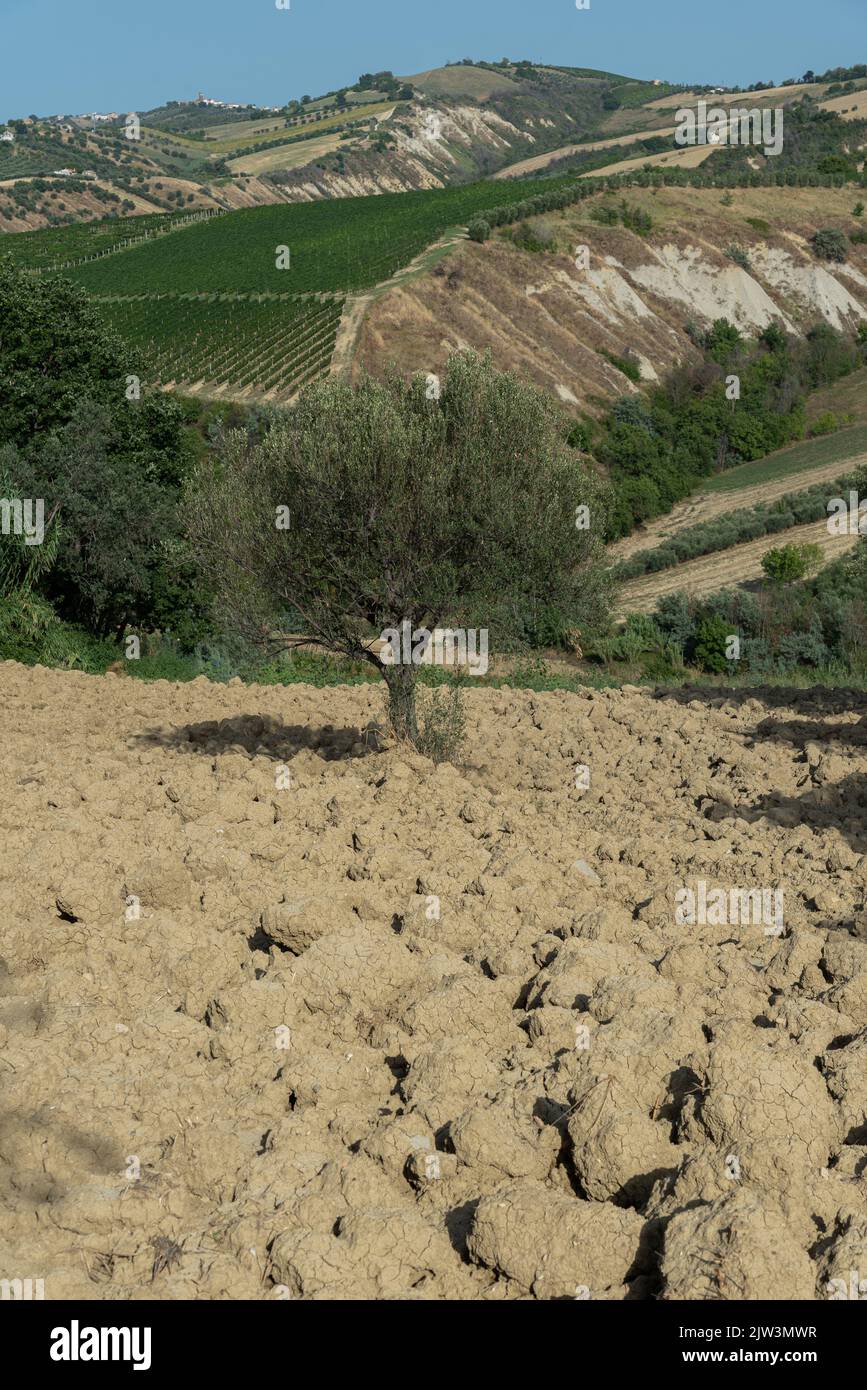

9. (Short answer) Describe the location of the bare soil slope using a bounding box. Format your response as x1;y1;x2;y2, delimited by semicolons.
2;662;866;1300
354;188;867;414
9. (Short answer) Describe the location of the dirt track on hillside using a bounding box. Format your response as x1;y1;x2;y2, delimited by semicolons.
492;125;678;179
2;662;866;1300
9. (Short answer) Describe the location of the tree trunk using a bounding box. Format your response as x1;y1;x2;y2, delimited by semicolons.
383;663;419;745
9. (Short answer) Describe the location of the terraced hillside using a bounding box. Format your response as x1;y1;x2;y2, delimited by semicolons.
613;429;867;615
618;517;860;614
611;429;867;562
14;174;575;402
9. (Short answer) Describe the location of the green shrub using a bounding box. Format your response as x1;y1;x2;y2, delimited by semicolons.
809;410;838;436
509;217;557;252
692;613;734;673
601;350;641;383
810;228;848;262
761;542;823;584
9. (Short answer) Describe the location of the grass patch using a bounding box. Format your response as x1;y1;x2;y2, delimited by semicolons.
600;348;641;382
700;424;867;493
6;623;867;695
807;364;867;426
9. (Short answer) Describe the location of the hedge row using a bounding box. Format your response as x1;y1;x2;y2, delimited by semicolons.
471;162;866;241
612;464;867;580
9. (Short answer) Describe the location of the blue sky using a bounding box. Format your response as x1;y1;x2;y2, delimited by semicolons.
2;0;864;121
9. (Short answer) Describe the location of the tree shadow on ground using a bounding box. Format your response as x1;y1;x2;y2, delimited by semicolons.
132;712;383;763
652;684;867;860
654;683;867;733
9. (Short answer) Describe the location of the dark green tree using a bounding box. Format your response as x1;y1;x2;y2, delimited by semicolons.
189;352;611;743
0;261;200;639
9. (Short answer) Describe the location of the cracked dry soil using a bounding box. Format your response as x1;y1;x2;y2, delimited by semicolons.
1;661;866;1300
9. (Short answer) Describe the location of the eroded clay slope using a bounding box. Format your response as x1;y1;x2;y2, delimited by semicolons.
354;188;867;414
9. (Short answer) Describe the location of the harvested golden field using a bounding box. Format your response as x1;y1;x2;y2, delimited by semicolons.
493;125;678;179
643;82;830;110
403;65;520;101
203;116;289;142
609;448;867;564
228;133;349;175
2;661;867;1300
205;103;392;154
617;519;859;615
819;91;867;120
581;145;716;178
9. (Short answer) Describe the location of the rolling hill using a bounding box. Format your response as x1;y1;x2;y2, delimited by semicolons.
3;60;866;232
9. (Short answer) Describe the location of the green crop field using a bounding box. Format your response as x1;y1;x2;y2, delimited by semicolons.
0;210;215;269
5;172;577;402
94;292;345;398
700;424;867;492
66;176;576;297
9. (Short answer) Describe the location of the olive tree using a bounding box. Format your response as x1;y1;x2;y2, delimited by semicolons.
188;351;611;743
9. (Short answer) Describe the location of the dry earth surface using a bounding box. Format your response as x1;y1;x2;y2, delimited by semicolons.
2;661;867;1300
643;83;832;111
583;146;717;179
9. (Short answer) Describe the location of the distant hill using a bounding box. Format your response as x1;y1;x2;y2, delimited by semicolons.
1;58;865;233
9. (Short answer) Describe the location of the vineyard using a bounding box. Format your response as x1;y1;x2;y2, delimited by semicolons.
6;172;578;401
94;292;345;399
66;177;576;296
1;210;222;270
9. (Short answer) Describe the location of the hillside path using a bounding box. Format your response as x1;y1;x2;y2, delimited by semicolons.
329;228;466;381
